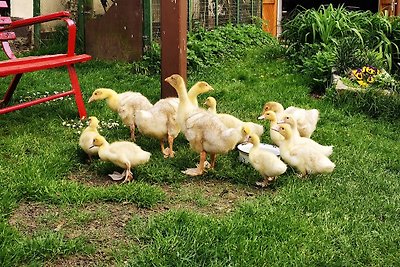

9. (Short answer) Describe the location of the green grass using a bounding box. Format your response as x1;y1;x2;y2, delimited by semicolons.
0;47;399;266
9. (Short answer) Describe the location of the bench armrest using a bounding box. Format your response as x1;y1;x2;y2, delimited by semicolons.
1;11;71;30
1;11;77;56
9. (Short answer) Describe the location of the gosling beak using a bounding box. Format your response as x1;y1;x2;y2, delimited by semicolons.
257;114;265;120
271;126;280;132
277;120;284;124
89;145;95;149
88;97;94;103
242;135;250;144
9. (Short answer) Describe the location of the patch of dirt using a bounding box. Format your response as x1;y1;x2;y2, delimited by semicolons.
8;179;268;266
68;167;115;187
159;179;263;216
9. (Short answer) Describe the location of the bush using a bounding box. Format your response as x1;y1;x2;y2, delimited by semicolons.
131;23;279;75
281;4;399;93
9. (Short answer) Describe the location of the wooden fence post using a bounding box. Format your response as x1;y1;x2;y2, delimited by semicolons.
143;0;152;48
160;0;187;98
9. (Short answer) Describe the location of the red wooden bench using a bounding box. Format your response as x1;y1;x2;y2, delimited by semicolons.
0;1;91;119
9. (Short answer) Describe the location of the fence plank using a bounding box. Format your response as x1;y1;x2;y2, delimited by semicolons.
143;0;152;46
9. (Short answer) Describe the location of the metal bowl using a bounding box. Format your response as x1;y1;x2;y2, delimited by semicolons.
237;143;280;164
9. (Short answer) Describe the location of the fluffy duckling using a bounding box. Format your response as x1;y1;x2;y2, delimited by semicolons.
188;81;214;107
259;101;319;138
246;132;287;187
88;88;152;140
79;116;100;161
282;114;333;157
91;135;151;183
204;96;264;141
134;97;180;158
257;110;284;146
165;74;247;176
276;124;335;177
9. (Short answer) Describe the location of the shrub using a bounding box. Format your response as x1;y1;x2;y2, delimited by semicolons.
281;4;399;94
131;23;279;75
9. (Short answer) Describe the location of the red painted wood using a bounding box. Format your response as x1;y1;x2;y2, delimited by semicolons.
0;32;16;40
1;41;16;59
0;9;91;119
0;17;12;25
0;54;91;77
1;73;22;105
67;65;87;119
0;90;74;114
2;11;70;31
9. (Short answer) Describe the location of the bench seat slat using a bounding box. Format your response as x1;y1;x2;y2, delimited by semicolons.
0;54;92;77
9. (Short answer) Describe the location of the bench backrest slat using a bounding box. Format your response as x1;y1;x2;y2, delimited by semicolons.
0;32;15;40
0;16;11;25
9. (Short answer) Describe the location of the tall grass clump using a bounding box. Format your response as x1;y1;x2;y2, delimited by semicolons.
281;4;400;94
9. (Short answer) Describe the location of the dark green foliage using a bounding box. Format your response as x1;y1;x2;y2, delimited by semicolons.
326;86;400;120
281;4;400;93
131;42;161;75
131;23;278;75
187;24;277;71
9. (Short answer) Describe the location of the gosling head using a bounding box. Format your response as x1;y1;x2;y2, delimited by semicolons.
191;81;214;94
263;101;283;113
88;88;113;103
276;123;292;140
204;96;216;108
87;116;100;128
90;135;107;148
247;133;260;146
259;110;277;121
282;114;296;127
165;74;185;90
241;125;252;143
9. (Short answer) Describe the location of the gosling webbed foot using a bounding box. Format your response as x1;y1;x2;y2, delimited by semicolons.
182;167;204;176
108;171;125;181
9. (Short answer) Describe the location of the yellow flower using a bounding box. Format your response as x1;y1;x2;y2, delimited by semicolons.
352;69;363;80
365;66;377;75
357;80;368;87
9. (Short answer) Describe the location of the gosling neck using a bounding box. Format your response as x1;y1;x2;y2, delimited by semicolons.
176;83;191;108
207;104;217;114
103;89;119;112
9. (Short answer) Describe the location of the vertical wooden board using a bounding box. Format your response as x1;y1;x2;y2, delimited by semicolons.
85;0;143;62
262;0;276;36
160;0;187;98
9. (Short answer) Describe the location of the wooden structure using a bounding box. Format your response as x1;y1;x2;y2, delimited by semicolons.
263;0;278;36
0;1;91;119
379;0;400;16
160;0;187;98
85;0;143;62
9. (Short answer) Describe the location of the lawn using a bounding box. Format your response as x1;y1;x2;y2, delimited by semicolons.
0;46;399;266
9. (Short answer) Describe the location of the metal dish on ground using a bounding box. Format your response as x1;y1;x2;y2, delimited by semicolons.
237;143;280;164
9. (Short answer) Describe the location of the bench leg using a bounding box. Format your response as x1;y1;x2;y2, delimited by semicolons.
67;65;87;120
0;73;23;107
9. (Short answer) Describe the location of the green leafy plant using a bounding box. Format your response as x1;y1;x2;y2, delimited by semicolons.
281;4;400;93
131;23;278;75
